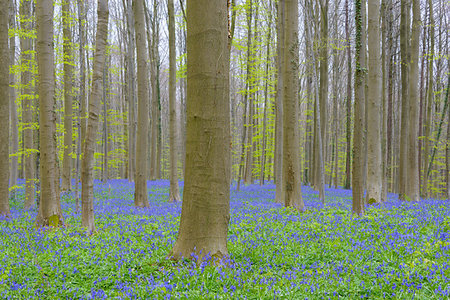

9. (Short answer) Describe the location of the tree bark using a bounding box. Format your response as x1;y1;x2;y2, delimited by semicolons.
168;0;181;202
282;0;304;211
170;0;230;260
344;0;352;190
132;0;150;208
126;0;136;182
0;0;10;217
35;0;64;227
20;0;35;209
405;0;420;202
81;0;109;232
62;0;73;192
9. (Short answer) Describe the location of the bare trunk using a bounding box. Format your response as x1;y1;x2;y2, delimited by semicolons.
81;0;109;232
62;0;73;192
0;0;10;217
344;0;352;190
170;0;230;260
168;0;181;202
133;0;150;208
35;0;64;227
126;0;136;182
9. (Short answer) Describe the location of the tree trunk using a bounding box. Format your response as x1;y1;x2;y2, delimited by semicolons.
318;0;328;181
168;0;181;202
260;18;271;186
352;0;365;215
274;0;284;203
170;0;230;260
344;0;352;190
81;0;109;232
398;0;410;200
8;0;18;198
62;0;73;192
405;0;420;202
133;0;150;208
282;0;304;211
36;0;64;227
0;0;10;217
20;0;35;209
126;0;136;182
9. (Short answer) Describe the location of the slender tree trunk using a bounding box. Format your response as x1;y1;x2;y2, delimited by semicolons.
133;0;150;208
318;0;328;182
8;0;18;197
35;0;64;227
423;0;434;199
168;0;181;202
0;0;10;217
170;0;230;260
62;0;73;192
352;0;365;215
260;20;271;186
274;0;284;203
366;0;383;204
405;0;420;202
126;0;136;182
344;0;352;190
81;0;109;232
399;0;410;200
20;0;35;209
282;0;304;211
102;57;110;184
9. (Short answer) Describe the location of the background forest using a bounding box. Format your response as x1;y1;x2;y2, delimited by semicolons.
0;0;449;298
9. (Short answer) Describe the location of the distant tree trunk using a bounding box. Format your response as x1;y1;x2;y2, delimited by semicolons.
168;0;181;202
352;0;365;215
406;0;420;202
170;0;230;260
9;0;19;197
126;0;136;182
20;0;35;209
343;0;352;190
260;19;271;186
366;0;383;204
398;0;410;200
62;0;73;192
423;0;434;199
318;0;328;183
282;0;304;211
102;57;110;184
0;0;10;217
133;0;150;208
332;0;339;189
274;0;284;203
35;0;64;227
81;0;109;232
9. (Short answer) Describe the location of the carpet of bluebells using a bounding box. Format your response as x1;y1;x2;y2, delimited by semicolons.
1;179;450;299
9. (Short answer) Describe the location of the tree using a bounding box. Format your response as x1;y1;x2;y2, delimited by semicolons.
62;0;74;192
0;0;10;218
366;0;382;204
20;0;35;209
282;0;304;211
133;0;150;208
406;0;420;202
343;0;352;190
81;0;109;232
35;0;64;227
352;0;365;215
170;0;230;260
168;0;181;203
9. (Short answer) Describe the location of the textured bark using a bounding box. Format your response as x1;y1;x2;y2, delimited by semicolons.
132;0;150;208
9;0;18;196
81;0;109;232
398;0;409;200
352;0;365;215
126;0;136;182
366;0;383;204
405;0;420;202
168;0;181;203
35;0;64;227
282;0;304;211
0;0;10;217
62;0;73;192
170;0;230;260
20;0;35;209
274;0;284;204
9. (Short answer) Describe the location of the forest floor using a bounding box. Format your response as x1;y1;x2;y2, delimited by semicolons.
1;180;450;299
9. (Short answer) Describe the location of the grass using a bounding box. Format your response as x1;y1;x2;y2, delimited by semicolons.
1;179;450;299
